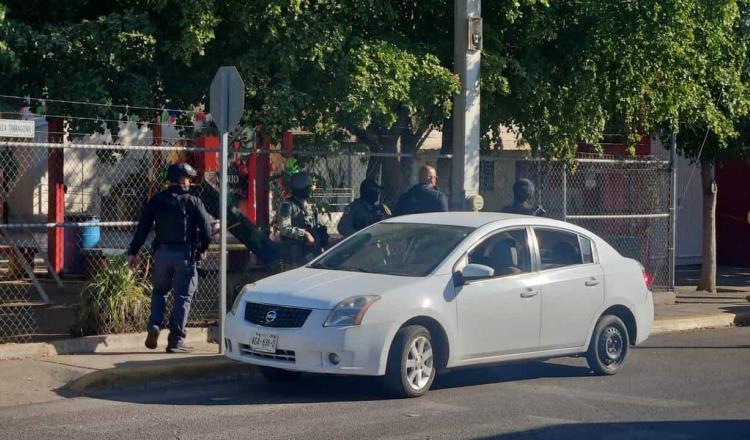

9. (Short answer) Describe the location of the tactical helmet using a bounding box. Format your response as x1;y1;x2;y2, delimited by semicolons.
289;172;313;190
167;163;197;183
512;178;535;202
359;178;382;194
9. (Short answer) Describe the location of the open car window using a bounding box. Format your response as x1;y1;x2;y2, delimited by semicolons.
468;228;531;277
310;223;474;277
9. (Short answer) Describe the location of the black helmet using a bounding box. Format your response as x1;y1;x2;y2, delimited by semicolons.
359;177;382;194
512;178;535;202
167;163;197;183
289;172;313;190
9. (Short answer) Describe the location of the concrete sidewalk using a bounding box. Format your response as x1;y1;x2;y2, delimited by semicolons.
1;288;748;407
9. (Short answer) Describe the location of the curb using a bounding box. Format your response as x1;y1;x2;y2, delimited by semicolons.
67;357;258;395
0;328;212;361
651;312;750;335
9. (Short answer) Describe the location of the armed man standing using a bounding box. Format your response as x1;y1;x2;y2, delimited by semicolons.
127;163;212;353
337;178;391;237
277;171;328;269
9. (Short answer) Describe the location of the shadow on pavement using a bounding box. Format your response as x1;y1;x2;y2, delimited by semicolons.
76;360;591;406
637;345;750;350
474;419;750;439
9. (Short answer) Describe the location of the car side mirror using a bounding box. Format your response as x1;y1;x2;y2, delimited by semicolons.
455;263;494;285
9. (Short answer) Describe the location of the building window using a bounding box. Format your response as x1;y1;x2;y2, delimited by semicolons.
480;160;495;192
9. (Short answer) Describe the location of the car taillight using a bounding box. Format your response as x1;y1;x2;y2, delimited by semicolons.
642;269;653;290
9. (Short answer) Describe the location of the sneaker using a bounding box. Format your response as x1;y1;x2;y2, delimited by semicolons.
145;326;160;350
166;342;193;354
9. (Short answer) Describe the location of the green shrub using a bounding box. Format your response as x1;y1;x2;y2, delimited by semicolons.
72;257;152;336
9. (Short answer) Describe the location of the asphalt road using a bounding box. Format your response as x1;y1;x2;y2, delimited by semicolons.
2;327;749;440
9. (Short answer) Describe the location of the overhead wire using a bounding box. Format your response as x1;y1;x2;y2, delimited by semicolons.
0;93;197;114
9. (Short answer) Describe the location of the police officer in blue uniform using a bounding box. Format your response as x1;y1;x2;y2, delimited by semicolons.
394;165;449;216
127;163;212;353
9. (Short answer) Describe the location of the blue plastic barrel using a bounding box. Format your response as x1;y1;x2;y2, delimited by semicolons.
80;216;100;249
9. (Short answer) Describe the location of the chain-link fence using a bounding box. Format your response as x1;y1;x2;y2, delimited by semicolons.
268;149;454;224
480;155;673;290
0;133;222;343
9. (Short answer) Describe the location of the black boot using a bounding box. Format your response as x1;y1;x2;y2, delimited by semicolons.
145;326;160;350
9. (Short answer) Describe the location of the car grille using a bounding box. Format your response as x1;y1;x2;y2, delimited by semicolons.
244;302;312;328
238;344;296;363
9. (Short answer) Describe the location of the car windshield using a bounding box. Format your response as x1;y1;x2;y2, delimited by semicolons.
309;223;474;277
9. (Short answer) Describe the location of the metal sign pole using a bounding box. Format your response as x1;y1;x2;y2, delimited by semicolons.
219;131;228;355
211;66;244;355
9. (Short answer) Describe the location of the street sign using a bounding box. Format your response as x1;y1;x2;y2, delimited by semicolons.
0;119;34;138
210;66;245;356
210;66;245;133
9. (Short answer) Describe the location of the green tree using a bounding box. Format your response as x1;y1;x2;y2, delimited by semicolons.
480;0;750;291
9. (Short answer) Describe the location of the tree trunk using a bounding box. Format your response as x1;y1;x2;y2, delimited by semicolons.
697;161;717;293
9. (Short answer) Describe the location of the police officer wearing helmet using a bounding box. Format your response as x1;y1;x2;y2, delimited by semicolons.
127;162;212;353
277;171;328;269
337;178;391;237
501;178;546;216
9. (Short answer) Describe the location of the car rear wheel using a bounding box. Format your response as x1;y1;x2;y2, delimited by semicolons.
384;325;436;398
258;366;300;383
586;315;629;375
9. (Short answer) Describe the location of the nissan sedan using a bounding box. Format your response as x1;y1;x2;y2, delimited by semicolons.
224;213;654;397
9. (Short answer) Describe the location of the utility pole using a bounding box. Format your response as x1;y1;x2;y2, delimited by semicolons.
451;0;482;210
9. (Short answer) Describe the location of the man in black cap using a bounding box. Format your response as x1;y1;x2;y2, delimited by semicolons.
394;165;449;216
502;178;545;216
127;162;212;353
337;178;391;237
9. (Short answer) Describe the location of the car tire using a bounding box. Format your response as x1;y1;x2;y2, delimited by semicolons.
586;315;629;375
384;325;436;398
258;366;300;383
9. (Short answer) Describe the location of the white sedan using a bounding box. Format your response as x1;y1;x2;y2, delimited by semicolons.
225;213;654;397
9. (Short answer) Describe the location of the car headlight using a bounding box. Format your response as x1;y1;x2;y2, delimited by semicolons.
323;295;380;327
230;284;254;315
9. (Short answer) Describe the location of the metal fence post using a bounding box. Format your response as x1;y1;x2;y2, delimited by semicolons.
562;163;568;221
670;132;678;291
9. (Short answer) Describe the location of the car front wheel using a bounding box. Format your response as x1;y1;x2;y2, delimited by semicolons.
586;315;629;375
384;325;436;398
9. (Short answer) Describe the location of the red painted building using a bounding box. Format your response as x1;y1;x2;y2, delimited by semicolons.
716;160;750;266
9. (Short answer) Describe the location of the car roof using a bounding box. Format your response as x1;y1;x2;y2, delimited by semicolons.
382;212;570;229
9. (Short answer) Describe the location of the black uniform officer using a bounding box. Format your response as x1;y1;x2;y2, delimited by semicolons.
501;178;546;216
127;163;212;353
394;165;449;216
337;178;391;237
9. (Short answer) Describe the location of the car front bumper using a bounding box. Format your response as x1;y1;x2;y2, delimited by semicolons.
224;307;392;376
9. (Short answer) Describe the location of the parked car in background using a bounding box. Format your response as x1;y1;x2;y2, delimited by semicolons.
224;213;654;398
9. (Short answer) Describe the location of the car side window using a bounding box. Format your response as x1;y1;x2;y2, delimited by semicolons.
579;236;594;264
534;228;586;270
468;228;531;277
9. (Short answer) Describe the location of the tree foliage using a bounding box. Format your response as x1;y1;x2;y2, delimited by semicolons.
482;0;750;161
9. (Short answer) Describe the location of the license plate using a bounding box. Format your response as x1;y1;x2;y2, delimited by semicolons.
250;333;277;353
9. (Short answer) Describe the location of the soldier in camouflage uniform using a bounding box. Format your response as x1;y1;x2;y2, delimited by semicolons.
277;172;327;269
337;178;391;237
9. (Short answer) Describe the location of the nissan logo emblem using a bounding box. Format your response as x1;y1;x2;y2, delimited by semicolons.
265;310;278;323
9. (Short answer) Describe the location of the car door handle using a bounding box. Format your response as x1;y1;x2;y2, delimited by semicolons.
520;289;538;298
585;279;600;287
